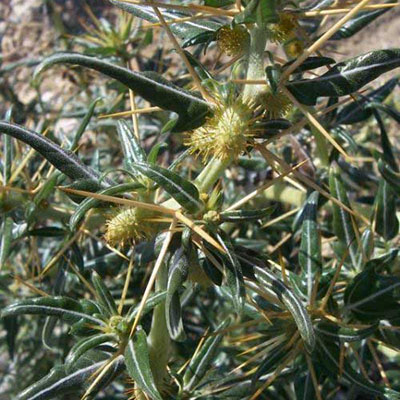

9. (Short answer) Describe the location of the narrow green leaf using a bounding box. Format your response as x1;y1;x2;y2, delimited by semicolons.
91;271;118;316
330;1;394;40
329;165;360;270
131;162;203;214
166;248;188;341
220;206;275;222
0;217;13;268
0;121;105;186
110;1;221;43
66;334;117;366
315;321;378;342
1;296;105;326
255;266;316;352
373;108;398;171
375;179;399;240
126;291;167;324
124;327;163;400
117;120;147;173
336;78;398;124
282;56;335;74
344;253;400;322
216;232;245;314
299;192;322;301
18;354;124;400
287;49;400;105
316;337;400;399
34;53;211;132
379;160;400;195
183;318;231;391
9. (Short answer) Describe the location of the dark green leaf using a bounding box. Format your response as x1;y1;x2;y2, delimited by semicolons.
126;291;167;324
282;56;335;74
316;337;400;399
344;254;400;322
0;217;13;268
0;121;105;186
1;296;105;326
299;191;322;300
166;247;188;341
315;321;378;342
183;317;231;391
379;160;400;194
287;49;400;105
329;165;360;270
336;78;398;125
220;206;275;222
34;53;211;132
117;120;147;173
216;232;245;314
124;327;163;400
375;179;399;240
91;271;118;316
18;353;124;400
130;162;203;213
254;266;316;352
110;1;221;43
66;334;117;366
330;1;394;40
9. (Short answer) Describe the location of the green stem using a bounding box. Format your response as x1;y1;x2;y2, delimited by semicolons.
243;25;268;102
147;260;170;389
194;157;231;193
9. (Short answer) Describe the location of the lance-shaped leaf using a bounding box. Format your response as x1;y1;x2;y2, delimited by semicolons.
1;296;105;326
282;56;335;74
220;206;275;222
330;1;394;40
18;353;124;400
91;271;118;316
110;1;221;47
329;165;360;270
34;53;211;132
316;337;400;399
379;160;400;195
124;327;163;400
42;262;67;349
130;162;203;214
299;191;322;301
287;49;400;105
117;120;147;174
166;247;188;341
315;321;378;343
344;251;400;322
183;317;231;391
336;77;398;125
0;217;13;269
254;266;316;352
375;179;399;241
126;291;167;325
0;121;106;187
66;333;117;366
216;231;245;314
373;108;398;171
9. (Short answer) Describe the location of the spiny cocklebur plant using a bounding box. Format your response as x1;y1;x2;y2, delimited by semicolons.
2;0;400;398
